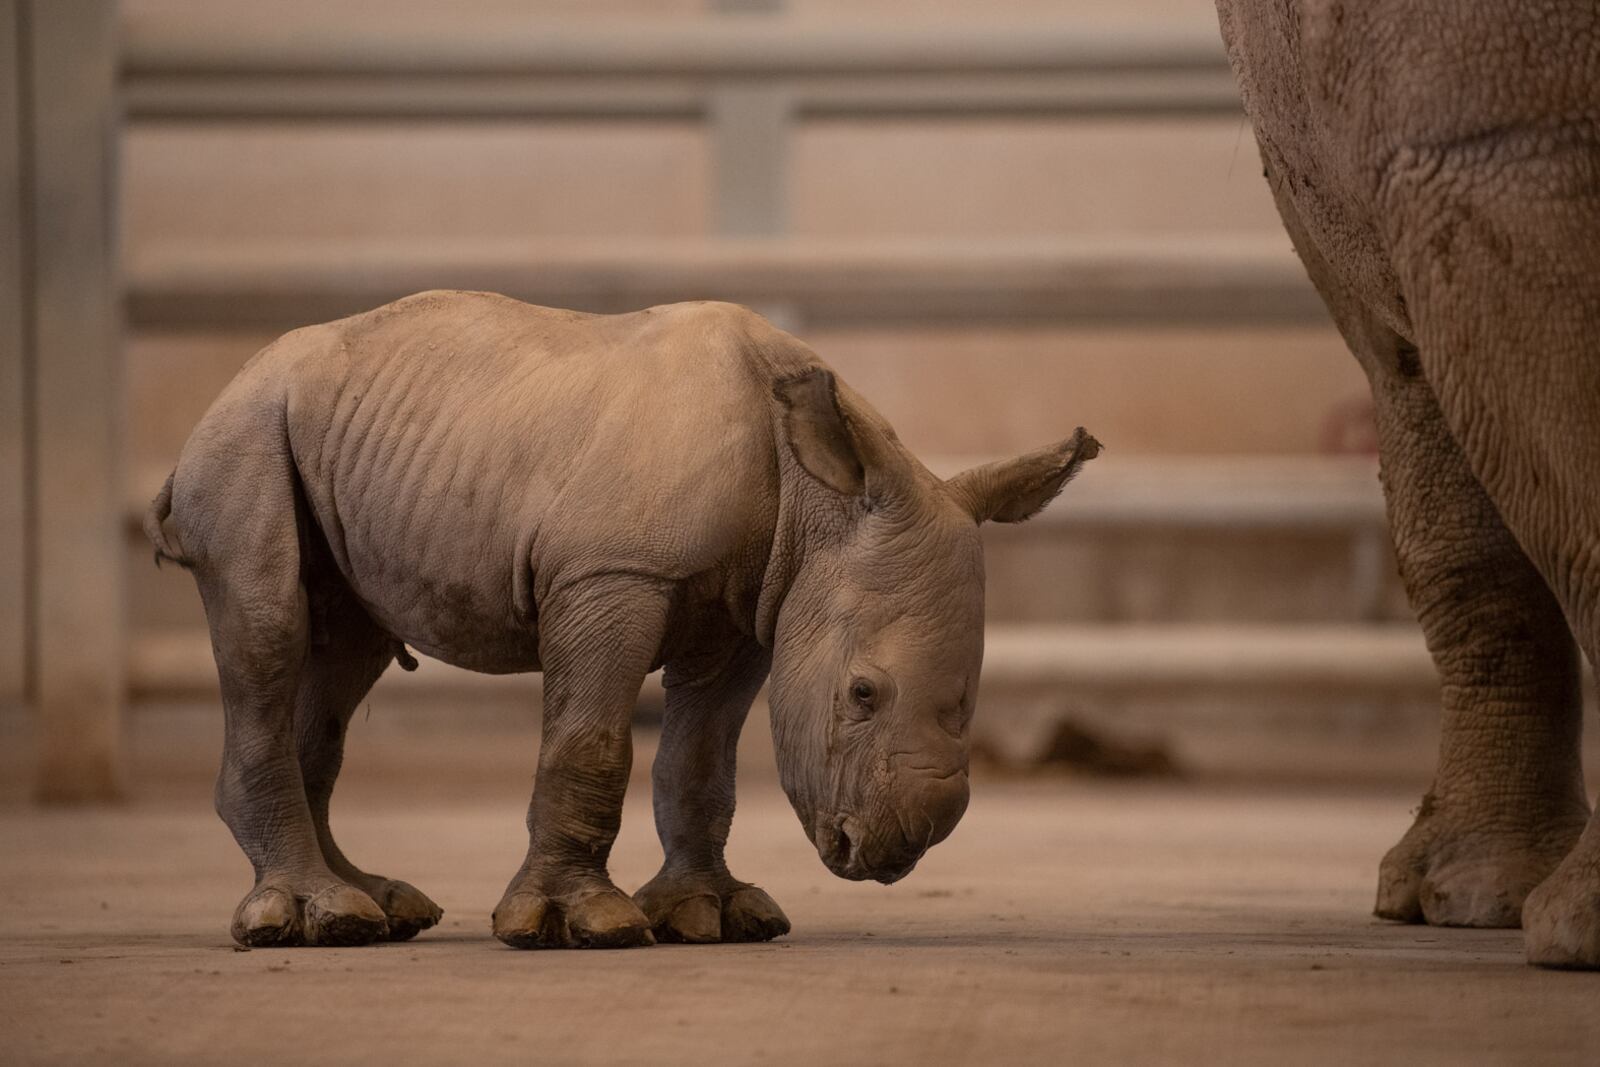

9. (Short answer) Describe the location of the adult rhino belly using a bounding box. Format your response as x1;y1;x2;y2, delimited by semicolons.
1222;0;1411;336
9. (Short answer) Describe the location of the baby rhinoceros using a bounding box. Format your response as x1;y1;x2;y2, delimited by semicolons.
146;292;1099;950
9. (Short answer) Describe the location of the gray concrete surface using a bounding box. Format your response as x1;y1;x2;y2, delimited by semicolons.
3;771;1598;1065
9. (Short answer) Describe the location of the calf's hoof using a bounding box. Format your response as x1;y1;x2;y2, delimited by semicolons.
721;887;792;942
231;886;301;947
302;885;390;946
634;874;791;944
1374;796;1584;928
231;882;388;947
492;885;655;950
1523;855;1600;969
368;879;444;942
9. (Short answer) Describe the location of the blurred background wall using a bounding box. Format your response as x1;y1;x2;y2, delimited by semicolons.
11;0;1560;802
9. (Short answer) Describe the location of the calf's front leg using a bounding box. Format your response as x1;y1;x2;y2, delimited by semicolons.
491;577;670;949
633;638;790;943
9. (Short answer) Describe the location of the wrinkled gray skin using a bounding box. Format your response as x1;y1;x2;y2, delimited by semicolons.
1217;1;1600;966
146;293;1098;949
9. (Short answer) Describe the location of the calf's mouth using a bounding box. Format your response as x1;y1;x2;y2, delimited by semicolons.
813;813;925;885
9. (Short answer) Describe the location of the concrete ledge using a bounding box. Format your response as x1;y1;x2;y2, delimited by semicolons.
930;454;1385;529
982;623;1433;693
129;623;1434;703
130;630;540;701
127;455;1384;534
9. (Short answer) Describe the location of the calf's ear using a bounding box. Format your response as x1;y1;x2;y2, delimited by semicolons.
773;368;867;496
947;428;1102;524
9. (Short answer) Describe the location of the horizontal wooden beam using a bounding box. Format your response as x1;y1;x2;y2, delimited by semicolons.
119;17;1239;120
122;71;1240;123
122;18;1226;78
125;238;1327;331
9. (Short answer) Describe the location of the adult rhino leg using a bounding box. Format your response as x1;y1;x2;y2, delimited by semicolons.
634;637;790;944
185;449;389;947
1265;167;1588;929
294;579;443;942
1360;334;1587;928
1380;141;1600;965
491;576;670;949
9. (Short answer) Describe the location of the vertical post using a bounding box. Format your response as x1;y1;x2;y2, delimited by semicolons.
709;85;791;239
709;0;785;13
707;0;797;330
0;1;28;709
709;84;798;332
707;0;789;237
26;0;124;802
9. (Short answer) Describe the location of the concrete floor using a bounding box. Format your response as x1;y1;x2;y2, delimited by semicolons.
4;771;1599;1065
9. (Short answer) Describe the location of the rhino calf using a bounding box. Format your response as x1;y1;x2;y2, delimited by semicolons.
146;292;1098;949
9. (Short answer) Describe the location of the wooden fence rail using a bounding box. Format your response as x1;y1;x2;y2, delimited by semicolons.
120;17;1239;119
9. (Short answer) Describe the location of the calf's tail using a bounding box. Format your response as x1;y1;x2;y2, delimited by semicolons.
144;470;190;569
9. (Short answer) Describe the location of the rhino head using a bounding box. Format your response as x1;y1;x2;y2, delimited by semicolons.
768;369;1099;884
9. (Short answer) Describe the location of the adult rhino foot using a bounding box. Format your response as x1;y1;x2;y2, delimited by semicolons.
634;871;791;944
492;881;655;950
1523;848;1600;969
231;881;389;947
1375;792;1585;928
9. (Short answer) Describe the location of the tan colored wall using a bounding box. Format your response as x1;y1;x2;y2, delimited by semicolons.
126;326;1364;475
120;44;1346;463
809;325;1363;457
116;0;1379;653
126;116;1284;249
125;122;712;248
793;117;1282;239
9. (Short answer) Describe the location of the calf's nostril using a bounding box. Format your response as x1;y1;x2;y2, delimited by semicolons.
834;823;855;865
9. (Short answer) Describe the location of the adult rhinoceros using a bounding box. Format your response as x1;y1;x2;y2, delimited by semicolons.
1217;0;1600;966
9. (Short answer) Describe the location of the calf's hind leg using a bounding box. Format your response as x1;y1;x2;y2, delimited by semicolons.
294;580;444;941
194;533;388;947
634;638;790;944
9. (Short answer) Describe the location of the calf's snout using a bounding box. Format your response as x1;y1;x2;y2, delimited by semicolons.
817;770;971;884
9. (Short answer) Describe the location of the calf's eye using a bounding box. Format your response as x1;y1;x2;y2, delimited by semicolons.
849;679;877;708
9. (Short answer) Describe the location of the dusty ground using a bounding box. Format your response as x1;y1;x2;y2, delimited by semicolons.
3;751;1599;1066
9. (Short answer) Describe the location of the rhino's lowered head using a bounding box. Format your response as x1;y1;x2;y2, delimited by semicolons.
767;369;1100;884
